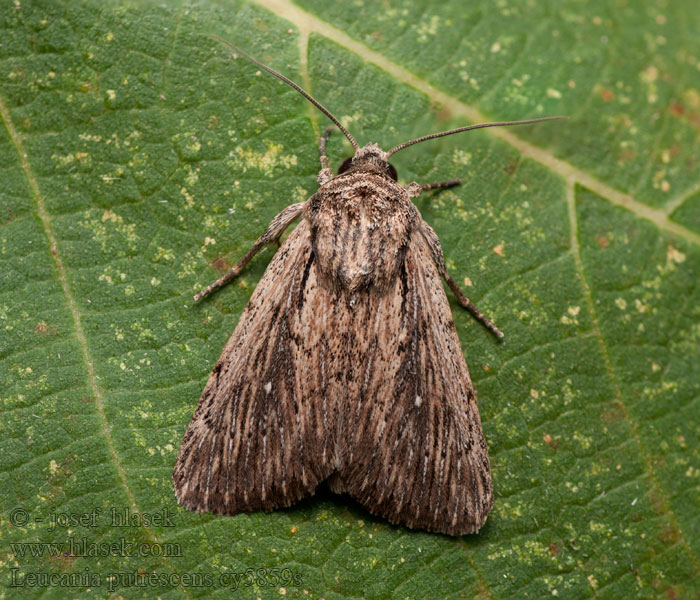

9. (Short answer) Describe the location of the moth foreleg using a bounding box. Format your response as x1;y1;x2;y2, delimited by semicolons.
420;179;461;192
317;125;335;185
419;222;504;339
193;202;306;302
405;179;461;198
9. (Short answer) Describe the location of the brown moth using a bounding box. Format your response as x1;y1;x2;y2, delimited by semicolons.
173;38;564;535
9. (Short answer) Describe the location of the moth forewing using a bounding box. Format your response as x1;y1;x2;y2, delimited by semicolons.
174;39;564;535
174;222;333;514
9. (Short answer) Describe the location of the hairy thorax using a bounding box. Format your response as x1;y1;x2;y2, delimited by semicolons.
306;172;418;294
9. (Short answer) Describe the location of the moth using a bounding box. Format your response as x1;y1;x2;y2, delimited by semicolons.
173;38;563;535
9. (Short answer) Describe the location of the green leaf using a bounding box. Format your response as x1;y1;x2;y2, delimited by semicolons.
1;1;698;598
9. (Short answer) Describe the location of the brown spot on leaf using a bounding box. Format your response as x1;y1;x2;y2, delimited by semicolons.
599;87;614;102
35;322;58;335
669;102;684;116
543;434;559;449
618;148;636;163
548;542;561;556
211;256;231;272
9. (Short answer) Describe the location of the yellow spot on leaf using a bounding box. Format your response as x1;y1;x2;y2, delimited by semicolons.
641;65;658;83
231;142;297;177
667;245;686;264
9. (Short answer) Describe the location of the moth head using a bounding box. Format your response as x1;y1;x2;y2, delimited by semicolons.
337;143;398;181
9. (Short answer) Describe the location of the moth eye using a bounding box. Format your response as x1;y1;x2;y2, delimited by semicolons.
388;163;398;181
338;157;353;175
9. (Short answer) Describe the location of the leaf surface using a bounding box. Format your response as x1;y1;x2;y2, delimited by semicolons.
1;1;698;598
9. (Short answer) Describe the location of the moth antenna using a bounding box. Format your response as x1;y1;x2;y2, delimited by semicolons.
211;35;360;151
386;116;568;157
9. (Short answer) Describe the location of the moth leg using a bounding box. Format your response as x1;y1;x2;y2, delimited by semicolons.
405;179;461;197
420;179;461;192
317;125;335;185
193;202;305;302
419;222;504;339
